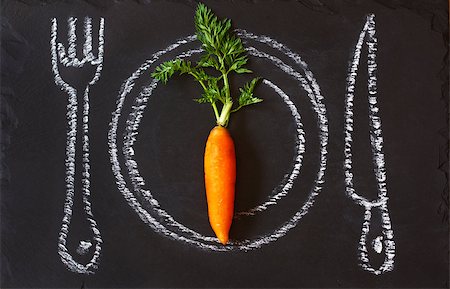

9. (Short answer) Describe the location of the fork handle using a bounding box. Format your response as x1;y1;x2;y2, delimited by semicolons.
58;85;102;274
80;84;103;263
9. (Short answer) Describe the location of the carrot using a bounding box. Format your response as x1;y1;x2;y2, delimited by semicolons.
152;3;262;244
204;126;236;244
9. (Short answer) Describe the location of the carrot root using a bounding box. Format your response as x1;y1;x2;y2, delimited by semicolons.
204;126;236;245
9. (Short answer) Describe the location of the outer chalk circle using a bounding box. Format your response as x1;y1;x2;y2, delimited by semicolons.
109;31;328;251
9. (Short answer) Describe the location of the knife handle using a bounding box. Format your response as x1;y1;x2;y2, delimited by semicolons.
358;203;396;275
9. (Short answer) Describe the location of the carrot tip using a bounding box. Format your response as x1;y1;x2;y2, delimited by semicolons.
216;232;229;245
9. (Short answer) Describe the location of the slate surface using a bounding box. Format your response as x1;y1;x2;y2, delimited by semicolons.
1;0;448;288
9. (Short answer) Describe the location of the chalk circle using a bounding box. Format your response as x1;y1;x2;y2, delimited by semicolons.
109;30;328;251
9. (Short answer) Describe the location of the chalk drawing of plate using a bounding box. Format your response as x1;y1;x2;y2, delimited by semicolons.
109;30;328;251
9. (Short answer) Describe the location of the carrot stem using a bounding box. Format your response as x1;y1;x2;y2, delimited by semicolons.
212;102;220;122
217;101;233;127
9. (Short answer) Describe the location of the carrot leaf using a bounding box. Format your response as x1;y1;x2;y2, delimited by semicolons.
151;2;262;127
233;77;263;112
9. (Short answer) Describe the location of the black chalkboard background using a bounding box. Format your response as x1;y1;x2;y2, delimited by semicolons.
1;0;448;288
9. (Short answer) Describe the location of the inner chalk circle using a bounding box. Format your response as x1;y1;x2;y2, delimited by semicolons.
109;31;328;251
124;74;302;243
125;48;305;218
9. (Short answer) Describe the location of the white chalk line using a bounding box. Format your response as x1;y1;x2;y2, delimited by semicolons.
51;17;104;274
236;51;306;216
344;14;395;275
109;31;328;251
76;240;93;255
237;30;329;212
240;78;305;216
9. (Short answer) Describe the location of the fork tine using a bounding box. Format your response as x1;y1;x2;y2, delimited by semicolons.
57;43;70;66
51;18;70;67
67;17;83;67
83;17;94;62
67;17;77;59
91;18;105;66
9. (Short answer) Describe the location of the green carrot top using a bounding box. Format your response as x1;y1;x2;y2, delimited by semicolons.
151;3;262;127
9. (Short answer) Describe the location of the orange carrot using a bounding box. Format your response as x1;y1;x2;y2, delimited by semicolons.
204;126;236;245
152;3;262;244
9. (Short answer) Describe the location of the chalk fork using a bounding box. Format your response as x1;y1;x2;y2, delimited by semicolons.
50;16;104;274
